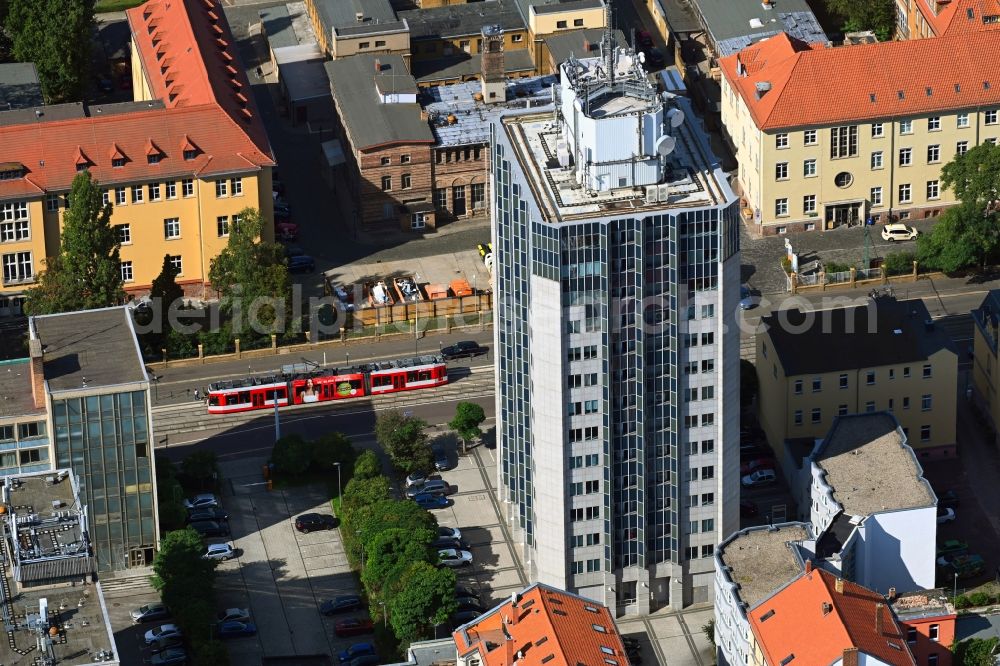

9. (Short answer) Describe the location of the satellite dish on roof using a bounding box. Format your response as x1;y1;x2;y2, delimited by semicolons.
637;51;646;63
667;108;685;128
655;135;676;157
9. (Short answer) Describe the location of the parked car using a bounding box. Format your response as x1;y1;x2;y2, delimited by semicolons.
276;220;299;241
189;520;229;537
202;543;237;561
740;458;775;476
456;598;485;612
216;608;251;624
149;637;185;654
288;255;315;273
150;648;188;666
936;506;956;523
440;340;489;360
741;468;777;487
413;493;450;510
740;500;759;518
130;603;170;624
946;554;986;579
335;618;374;637
644;47;665;69
455;584;478;599
432;537;468;550
339;642;377;663
183;494;219;510
217;621;257;638
406;471;429;488
740;444;767;460
938;489;960;508
451;610;482;626
295;513;338;533
273;201;291;216
433;444;451;471
739;285;756;310
881;223;919;241
440;526;462;540
349;656;381;666
405;479;449;499
144;624;183;645
284;245;305;258
438;548;473;568
635;29;654;48
187;508;229;523
320;595;362;616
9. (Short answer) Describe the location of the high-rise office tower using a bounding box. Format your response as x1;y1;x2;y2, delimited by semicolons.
492;38;740;612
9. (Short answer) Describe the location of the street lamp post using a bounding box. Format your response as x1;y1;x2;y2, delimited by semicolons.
333;462;342;506
414;273;422;356
954;572;959;601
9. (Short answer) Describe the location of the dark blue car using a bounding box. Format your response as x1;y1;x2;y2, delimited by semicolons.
413;493;450;510
339;642;376;663
320;595;363;616
216;621;257;638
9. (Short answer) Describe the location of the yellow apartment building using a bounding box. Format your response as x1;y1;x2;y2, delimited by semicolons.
0;0;274;308
756;300;957;462
972;290;1000;445
719;31;1000;235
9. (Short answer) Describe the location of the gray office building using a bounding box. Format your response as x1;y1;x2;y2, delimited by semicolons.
29;307;159;571
492;37;740;612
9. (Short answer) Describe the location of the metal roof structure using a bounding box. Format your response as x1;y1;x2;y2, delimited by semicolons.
412;48;536;84
686;0;828;56
312;0;400;34
422;75;555;146
544;28;626;66
259;5;299;49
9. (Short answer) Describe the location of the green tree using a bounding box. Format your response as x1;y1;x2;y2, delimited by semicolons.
180;451;219;490
25;171;123;315
271;434;313;476
449;401;486;453
157;476;187;532
883;251;916;277
823;0;895;40
955;637;999;666
208;208;290;342
918;142;1000;271
5;0;94;102
361;527;435;608
353;449;382;480
342;475;392;516
702;619;716;648
388;562;458;647
139;254;185;353
0;0;11;61
375;410;432;474
311;432;356;471
151;528;216;602
343;497;437;565
190;639;231;666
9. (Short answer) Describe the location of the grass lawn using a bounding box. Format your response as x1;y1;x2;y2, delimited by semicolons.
96;0;145;12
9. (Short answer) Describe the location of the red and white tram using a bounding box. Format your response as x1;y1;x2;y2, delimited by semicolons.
206;355;448;414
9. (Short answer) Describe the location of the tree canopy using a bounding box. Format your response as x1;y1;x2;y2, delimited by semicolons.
352;449;382;480
375;410;432;474
823;0;895;41
6;0;94;103
151;528;217;602
389;562;459;647
271;434;313;476
208;208;290;341
140;254;185;353
449;402;486;450
25;171;123;315
361;527;435;609
918;143;1000;271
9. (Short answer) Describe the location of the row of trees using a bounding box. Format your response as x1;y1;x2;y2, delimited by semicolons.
339;450;459;649
151;452;229;665
1;0;95;102
270;432;356;478
372;404;486;475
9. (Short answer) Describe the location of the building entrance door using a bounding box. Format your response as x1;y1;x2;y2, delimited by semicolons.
452;186;466;216
825;203;860;228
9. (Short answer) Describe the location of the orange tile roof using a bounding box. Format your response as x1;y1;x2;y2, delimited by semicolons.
719;30;1000;130
916;0;1000;36
0;105;270;197
0;0;273;200
454;584;628;666
749;567;916;666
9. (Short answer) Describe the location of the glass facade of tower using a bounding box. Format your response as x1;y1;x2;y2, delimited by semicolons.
493;125;740;610
52;390;156;571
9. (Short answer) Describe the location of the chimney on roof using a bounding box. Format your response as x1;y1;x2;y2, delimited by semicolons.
29;332;44;409
374;58;382;73
835;578;844;594
875;603;885;636
842;648;859;666
762;0;774;9
888;587;897;602
804;559;813;574
356;11;365;22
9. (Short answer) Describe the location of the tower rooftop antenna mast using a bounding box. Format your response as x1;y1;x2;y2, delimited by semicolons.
602;2;614;83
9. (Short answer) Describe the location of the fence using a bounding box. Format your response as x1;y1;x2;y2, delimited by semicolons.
856;267;883;282
825;270;852;285
347;293;492;328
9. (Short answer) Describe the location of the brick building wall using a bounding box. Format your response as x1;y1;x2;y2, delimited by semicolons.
352;143;436;230
431;144;489;221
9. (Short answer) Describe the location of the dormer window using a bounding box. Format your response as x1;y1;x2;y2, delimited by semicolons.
112;157;126;168
76;163;88;172
183;149;197;161
0;165;24;180
148;154;161;165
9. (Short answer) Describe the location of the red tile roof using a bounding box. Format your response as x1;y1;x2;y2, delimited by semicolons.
454;584;628;666
749;567;916;666
719;30;1000;130
0;0;273;200
916;0;1000;36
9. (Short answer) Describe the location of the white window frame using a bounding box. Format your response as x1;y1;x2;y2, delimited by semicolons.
120;261;133;282
803;159;816;177
215;179;228;197
164;217;180;239
899;183;912;203
775;198;788;217
871;186;883;207
115;187;127;206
